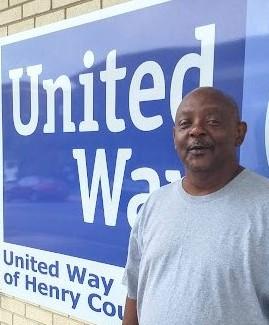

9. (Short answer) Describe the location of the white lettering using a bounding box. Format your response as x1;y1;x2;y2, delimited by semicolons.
100;49;126;132
79;50;99;132
9;64;42;136
8;24;215;136
170;24;215;120
43;75;75;133
165;170;181;183
129;61;165;131
73;148;132;226
127;167;160;227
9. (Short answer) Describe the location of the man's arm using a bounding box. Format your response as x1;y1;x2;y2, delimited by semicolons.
122;296;139;325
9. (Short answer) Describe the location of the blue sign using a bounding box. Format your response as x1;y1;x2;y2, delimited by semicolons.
241;0;269;177
1;0;247;267
1;0;267;323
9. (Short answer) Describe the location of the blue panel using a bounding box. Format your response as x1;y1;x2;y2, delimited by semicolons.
2;0;247;267
241;0;269;177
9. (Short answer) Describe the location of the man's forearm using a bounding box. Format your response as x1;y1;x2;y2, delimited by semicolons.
122;297;139;325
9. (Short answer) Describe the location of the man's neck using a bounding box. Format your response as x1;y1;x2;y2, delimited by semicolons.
183;165;244;196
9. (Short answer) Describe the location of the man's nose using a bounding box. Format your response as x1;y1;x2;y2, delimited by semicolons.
189;123;206;137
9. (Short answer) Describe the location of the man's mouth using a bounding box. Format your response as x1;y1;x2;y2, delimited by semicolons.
187;143;213;154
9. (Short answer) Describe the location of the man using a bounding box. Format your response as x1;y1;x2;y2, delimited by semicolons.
122;87;269;325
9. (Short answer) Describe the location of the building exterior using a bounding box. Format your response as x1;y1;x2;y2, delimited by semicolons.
1;1;269;325
0;1;128;325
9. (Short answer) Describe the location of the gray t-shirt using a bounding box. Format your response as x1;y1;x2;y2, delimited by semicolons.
123;169;269;325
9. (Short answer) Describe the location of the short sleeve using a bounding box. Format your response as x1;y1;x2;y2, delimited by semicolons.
122;214;142;300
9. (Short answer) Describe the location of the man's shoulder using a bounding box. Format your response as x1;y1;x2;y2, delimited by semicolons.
135;181;182;230
239;169;269;203
140;180;181;216
241;168;269;190
147;180;181;202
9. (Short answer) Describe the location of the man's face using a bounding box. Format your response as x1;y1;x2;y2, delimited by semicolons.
173;90;246;174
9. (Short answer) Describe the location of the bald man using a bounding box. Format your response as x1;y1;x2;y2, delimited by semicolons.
122;87;269;325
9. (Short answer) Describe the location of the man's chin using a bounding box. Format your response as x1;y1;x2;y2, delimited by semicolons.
185;160;214;173
188;166;212;173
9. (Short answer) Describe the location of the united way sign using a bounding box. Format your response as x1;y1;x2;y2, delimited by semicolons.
1;0;268;323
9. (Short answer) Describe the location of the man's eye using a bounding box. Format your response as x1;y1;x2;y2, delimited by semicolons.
207;120;220;126
178;121;191;129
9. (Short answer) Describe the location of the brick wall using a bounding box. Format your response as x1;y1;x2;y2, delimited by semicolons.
0;1;129;324
0;0;129;37
0;293;94;325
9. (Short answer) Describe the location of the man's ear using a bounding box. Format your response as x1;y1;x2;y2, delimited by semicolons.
235;121;247;146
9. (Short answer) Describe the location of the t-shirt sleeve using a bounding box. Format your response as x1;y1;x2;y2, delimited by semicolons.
122;214;142;300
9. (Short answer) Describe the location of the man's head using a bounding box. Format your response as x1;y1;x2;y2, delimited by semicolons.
173;87;247;175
